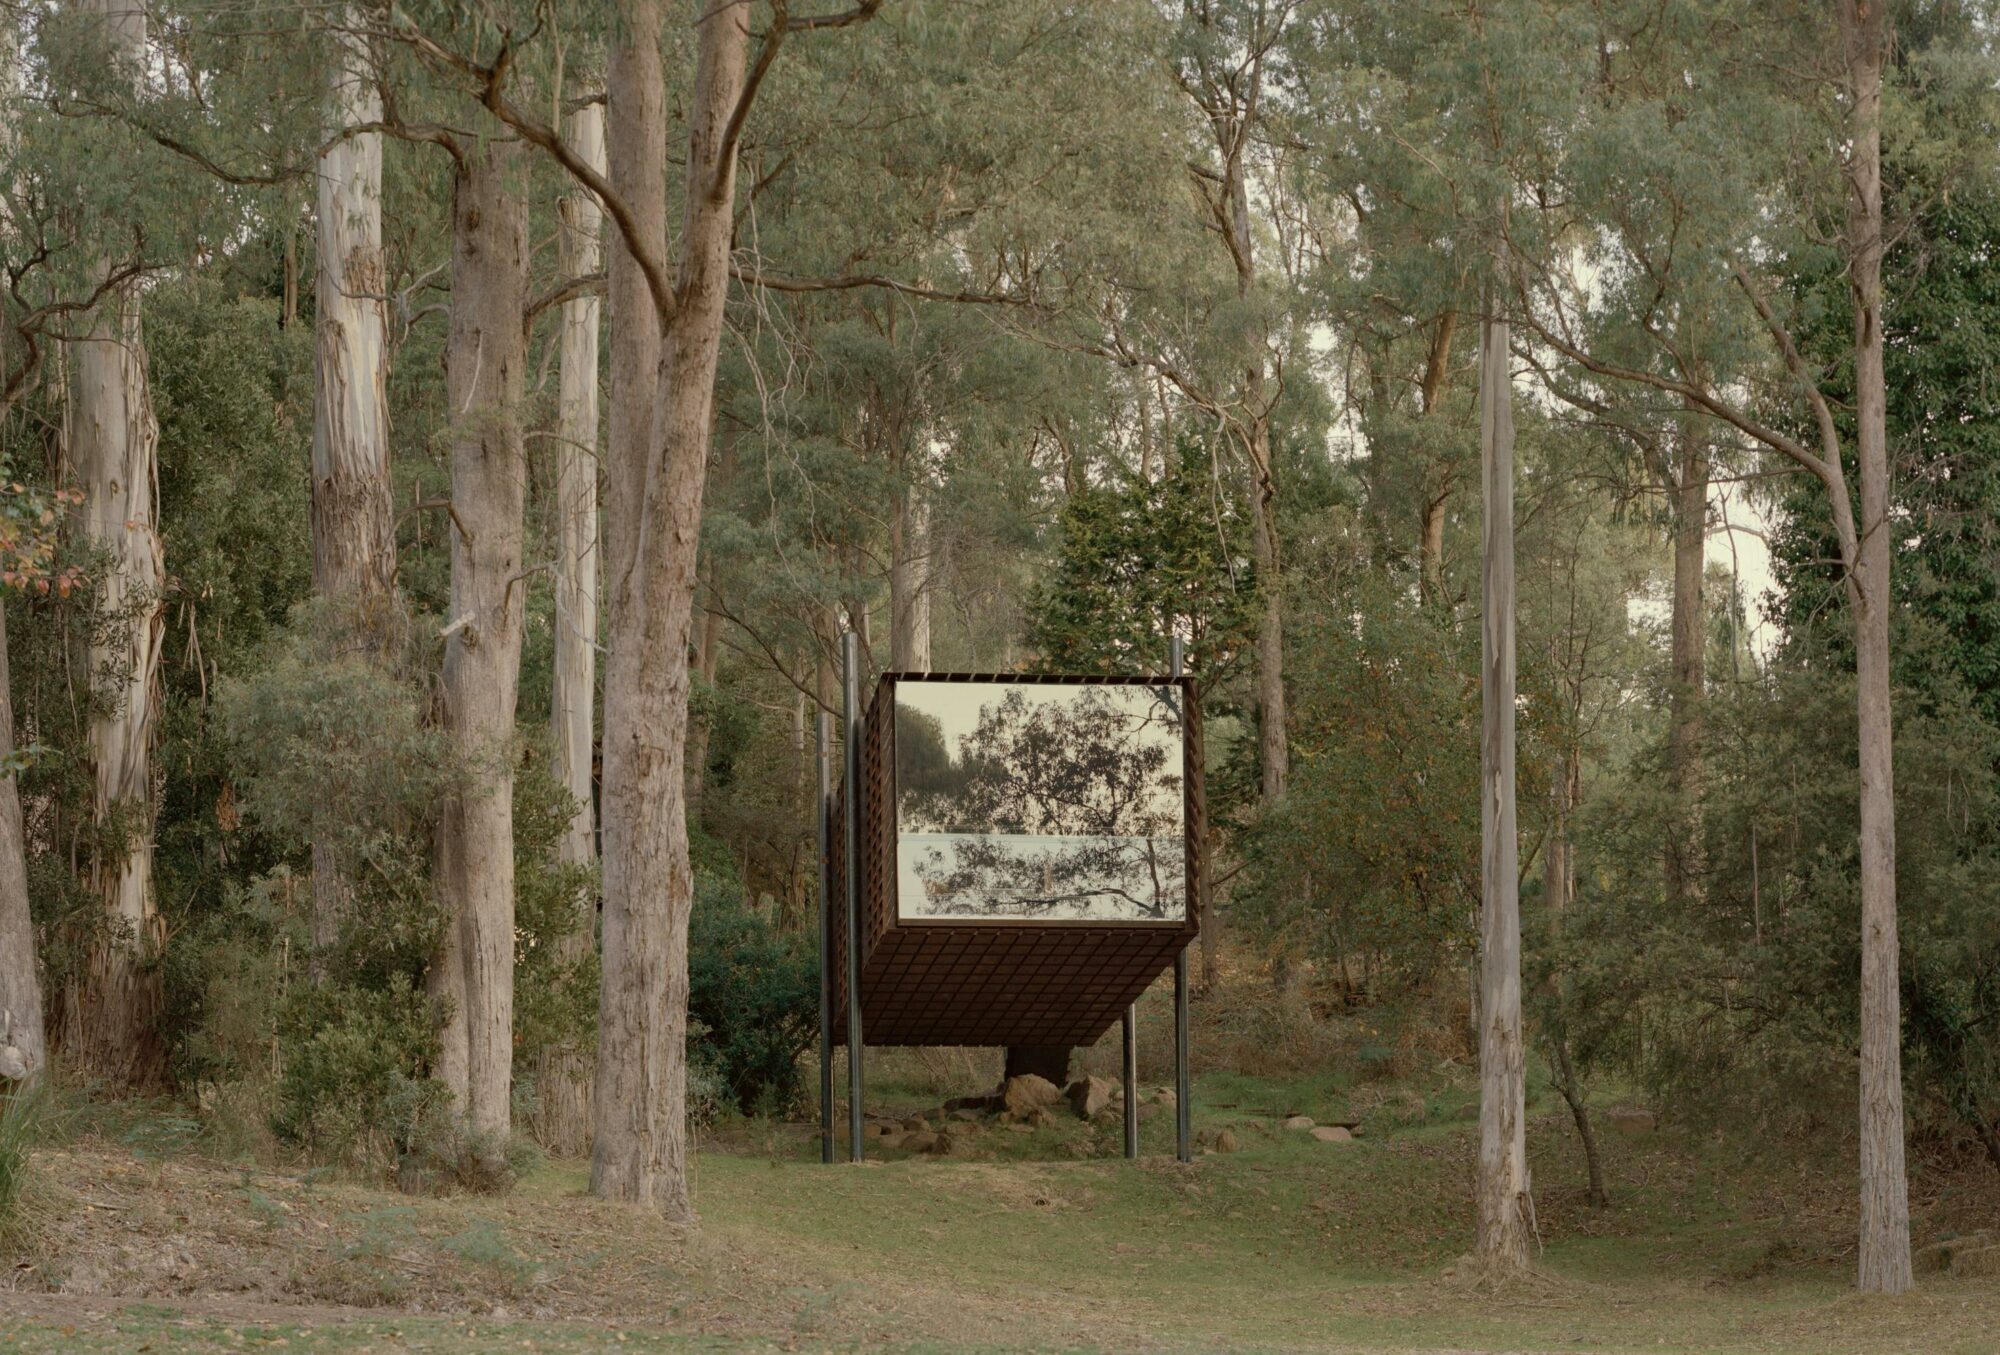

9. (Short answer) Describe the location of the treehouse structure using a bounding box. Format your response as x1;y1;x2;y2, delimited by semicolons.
817;649;1203;1163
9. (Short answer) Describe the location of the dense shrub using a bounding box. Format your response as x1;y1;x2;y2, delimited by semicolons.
688;868;819;1115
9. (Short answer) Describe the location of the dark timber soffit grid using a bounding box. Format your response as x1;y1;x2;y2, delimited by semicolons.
830;672;1203;1047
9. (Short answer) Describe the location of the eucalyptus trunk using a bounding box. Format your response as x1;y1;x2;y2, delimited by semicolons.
1841;0;1912;1295
1416;311;1458;607
1545;748;1606;1206
1475;301;1531;1274
431;137;529;1164
533;96;607;1159
592;0;749;1217
310;10;396;961
0;605;44;1080
1665;406;1707;909
66;0;165;1090
1226;160;1286;805
0;7;42;1081
890;466;932;671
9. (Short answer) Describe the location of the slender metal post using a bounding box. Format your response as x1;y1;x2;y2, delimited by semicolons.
1121;1007;1139;1159
842;632;866;1162
816;709;834;1164
1171;634;1191;1163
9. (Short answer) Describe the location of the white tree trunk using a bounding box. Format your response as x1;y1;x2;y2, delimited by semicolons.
0;0;43;1081
0;605;44;1080
310;9;395;959
66;0;165;1090
1475;301;1531;1274
533;97;606;1159
1841;0;1912;1294
432;137;529;1165
890;459;932;672
593;0;749;1218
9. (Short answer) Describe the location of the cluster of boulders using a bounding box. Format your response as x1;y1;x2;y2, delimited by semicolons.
1278;1115;1359;1144
859;1072;1179;1156
855;1073;1373;1159
1192;1115;1359;1153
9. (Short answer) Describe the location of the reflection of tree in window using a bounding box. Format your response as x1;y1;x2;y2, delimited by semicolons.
898;686;1183;919
902;688;1180;837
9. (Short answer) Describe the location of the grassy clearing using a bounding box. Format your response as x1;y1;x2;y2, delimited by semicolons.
2;1060;1996;1353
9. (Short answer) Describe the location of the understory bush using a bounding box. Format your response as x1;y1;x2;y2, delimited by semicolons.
688;865;819;1115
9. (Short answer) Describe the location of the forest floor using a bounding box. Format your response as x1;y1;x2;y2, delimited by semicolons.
3;1046;1999;1352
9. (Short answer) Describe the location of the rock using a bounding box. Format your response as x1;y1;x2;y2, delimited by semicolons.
1003;1074;1063;1116
901;1116;932;1134
1311;1126;1353;1144
901;1131;938;1153
865;1120;898;1138
1029;1107;1056;1130
926;1131;956;1156
877;1131;907;1151
1605;1106;1657;1135
1153;1087;1177;1109
1138;1103;1160;1122
0;1044;26;1083
949;1108;983;1122
1066;1075;1118;1120
1282;1115;1315;1131
1214;1129;1240;1153
1003;1121;1033;1134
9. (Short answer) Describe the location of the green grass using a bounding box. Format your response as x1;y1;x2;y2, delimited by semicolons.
3;1070;1997;1354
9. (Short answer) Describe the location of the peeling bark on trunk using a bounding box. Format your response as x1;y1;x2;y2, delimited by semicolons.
1841;0;1912;1295
310;10;396;962
432;138;529;1164
1475;301;1531;1274
66;0;165;1091
589;0;665;1203
592;0;749;1219
0;605;45;1080
533;97;607;1160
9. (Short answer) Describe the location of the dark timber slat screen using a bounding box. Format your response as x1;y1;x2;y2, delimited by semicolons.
830;673;1201;1047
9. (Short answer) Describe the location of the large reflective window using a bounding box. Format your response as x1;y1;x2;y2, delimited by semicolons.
894;680;1185;922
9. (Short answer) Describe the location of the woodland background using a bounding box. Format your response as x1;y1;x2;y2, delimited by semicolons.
0;0;1997;1336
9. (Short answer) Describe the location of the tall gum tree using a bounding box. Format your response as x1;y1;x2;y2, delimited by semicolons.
310;10;396;960
1474;291;1530;1275
534;92;607;1158
66;0;167;1090
0;4;45;1081
1517;0;1913;1292
1169;0;1292;805
429;133;530;1164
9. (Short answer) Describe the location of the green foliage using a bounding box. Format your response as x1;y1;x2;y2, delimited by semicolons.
270;972;442;1163
509;745;597;1076
687;869;819;1115
1027;439;1260;682
1234;577;1484;992
0;1081;55;1252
